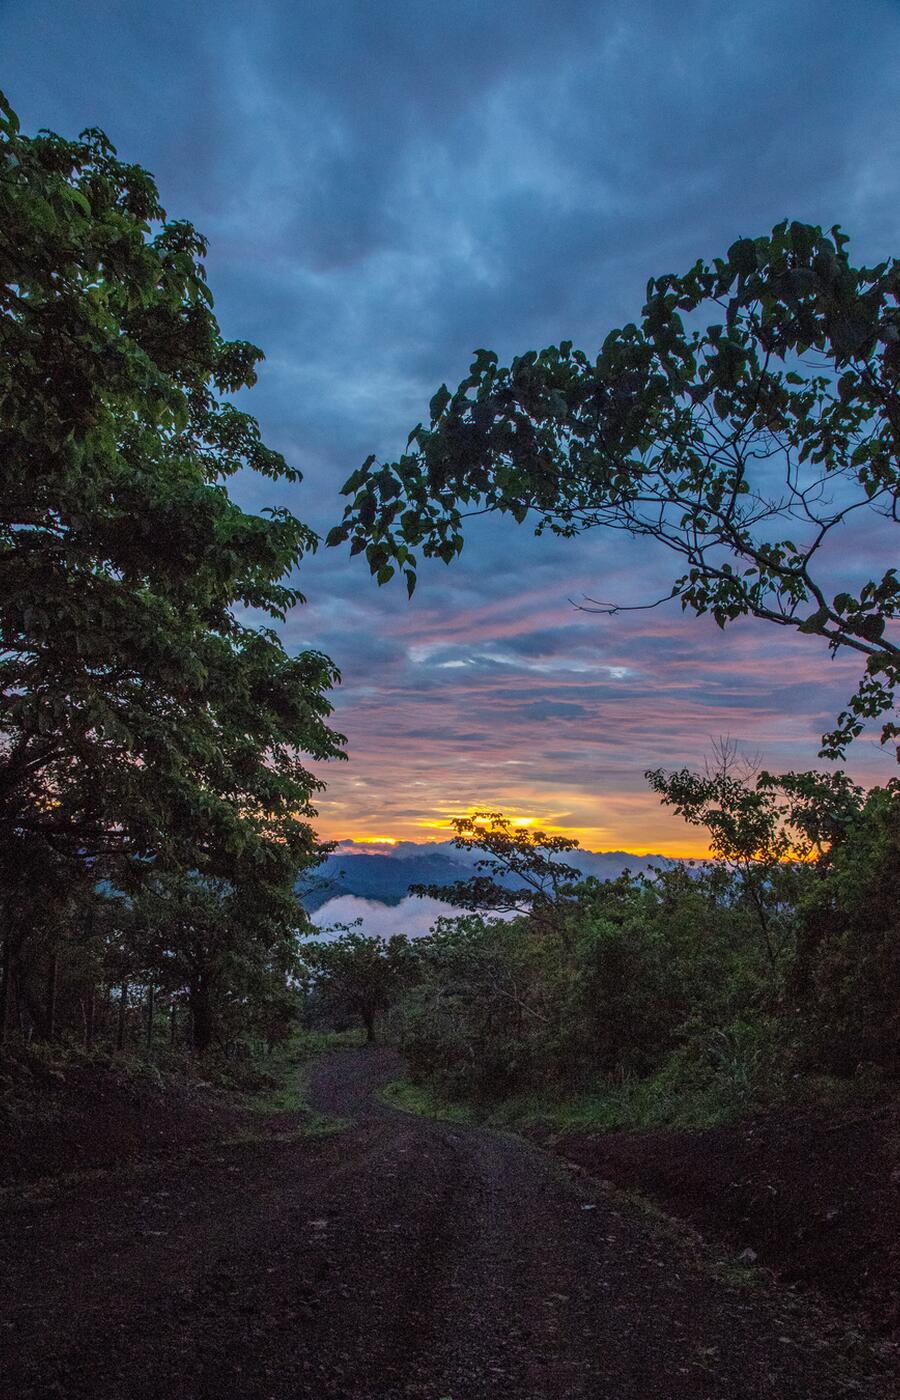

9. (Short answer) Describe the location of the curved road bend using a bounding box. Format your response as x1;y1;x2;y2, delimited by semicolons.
0;1045;892;1399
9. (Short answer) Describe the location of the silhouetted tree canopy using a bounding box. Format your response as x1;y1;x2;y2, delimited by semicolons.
0;90;343;901
0;91;342;1046
332;221;899;758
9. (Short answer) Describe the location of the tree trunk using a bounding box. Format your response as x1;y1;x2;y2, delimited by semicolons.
146;984;155;1051
169;998;177;1047
0;929;10;1047
116;982;128;1052
362;1008;376;1043
189;980;214;1056
84;984;96;1050
45;951;58;1042
14;964;24;1036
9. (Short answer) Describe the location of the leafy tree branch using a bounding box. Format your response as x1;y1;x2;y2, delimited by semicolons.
331;221;899;757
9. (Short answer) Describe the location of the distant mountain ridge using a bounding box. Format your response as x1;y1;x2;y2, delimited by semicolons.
298;840;676;912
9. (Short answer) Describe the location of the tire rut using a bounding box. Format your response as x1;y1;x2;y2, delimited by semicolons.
0;1046;895;1399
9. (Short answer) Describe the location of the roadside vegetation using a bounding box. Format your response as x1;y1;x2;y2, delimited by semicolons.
309;763;897;1159
0;1026;359;1188
305;758;899;1135
0;91;342;1070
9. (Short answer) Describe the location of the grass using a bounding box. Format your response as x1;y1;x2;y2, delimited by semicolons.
237;1028;363;1136
380;1061;895;1136
379;1070;740;1135
220;1116;347;1145
489;1078;738;1134
381;1060;900;1140
0;1027;363;1155
381;1078;476;1124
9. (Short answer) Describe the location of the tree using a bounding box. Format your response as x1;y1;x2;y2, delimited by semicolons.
0;829;95;1041
330;221;899;758
393;914;550;1096
131;873;305;1055
646;748;864;968
789;781;900;1073
411;811;581;930
0;91;343;911
303;932;414;1042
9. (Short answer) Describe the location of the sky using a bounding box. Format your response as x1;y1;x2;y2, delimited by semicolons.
5;1;900;855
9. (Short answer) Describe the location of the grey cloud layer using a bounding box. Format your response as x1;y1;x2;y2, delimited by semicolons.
6;0;900;841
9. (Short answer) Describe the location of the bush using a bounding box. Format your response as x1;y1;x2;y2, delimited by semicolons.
792;784;900;1074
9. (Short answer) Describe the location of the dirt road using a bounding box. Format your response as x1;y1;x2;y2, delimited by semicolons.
1;1047;893;1398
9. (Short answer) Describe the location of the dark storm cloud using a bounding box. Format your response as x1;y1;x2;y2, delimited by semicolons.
5;0;899;847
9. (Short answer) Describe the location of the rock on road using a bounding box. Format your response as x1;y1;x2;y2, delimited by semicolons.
0;1047;892;1399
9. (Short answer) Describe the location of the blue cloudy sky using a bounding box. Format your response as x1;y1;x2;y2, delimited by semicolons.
5;1;899;852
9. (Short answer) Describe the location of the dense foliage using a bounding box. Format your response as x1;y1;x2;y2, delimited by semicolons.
382;771;899;1119
300;932;417;1042
332;222;899;758
791;783;900;1074
0;94;342;1053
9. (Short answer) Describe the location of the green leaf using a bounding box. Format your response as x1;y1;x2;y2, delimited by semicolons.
789;222;816;260
340;456;376;495
429;383;452;421
65;187;92;216
797;606;831;634
331;217;899;766
0;90;20;135
727;238;757;275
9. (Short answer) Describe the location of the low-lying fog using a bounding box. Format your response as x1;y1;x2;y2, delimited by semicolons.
308;894;469;942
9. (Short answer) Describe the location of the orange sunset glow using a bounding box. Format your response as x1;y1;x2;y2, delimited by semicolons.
316;804;713;859
307;583;894;860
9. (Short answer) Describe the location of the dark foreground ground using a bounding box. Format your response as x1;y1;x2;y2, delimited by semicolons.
1;1047;897;1399
544;1100;900;1339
